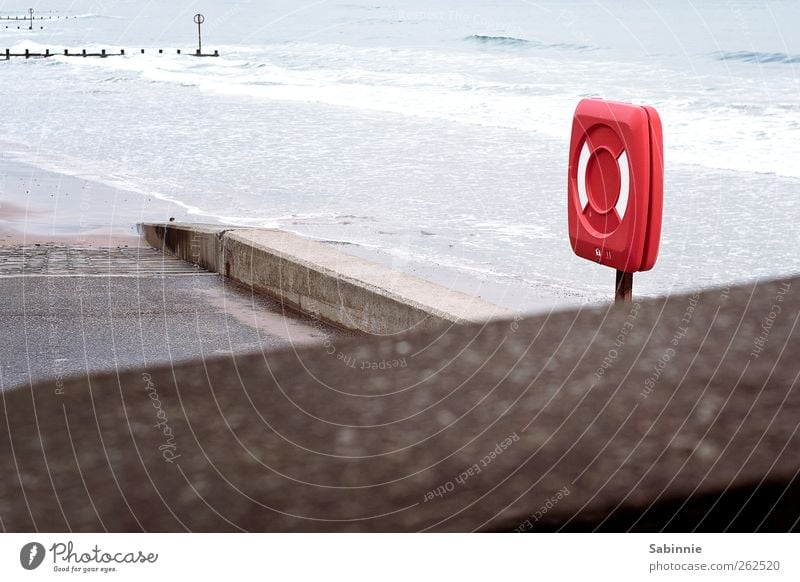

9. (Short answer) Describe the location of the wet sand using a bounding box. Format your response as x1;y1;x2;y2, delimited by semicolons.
0;157;191;247
0;219;141;247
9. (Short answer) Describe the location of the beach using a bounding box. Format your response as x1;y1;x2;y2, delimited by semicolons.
0;1;797;312
0;157;572;311
1;0;800;547
0;162;343;394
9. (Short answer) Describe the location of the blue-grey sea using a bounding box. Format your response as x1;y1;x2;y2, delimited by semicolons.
0;0;798;308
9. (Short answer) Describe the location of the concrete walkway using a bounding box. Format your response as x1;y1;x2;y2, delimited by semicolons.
0;244;342;391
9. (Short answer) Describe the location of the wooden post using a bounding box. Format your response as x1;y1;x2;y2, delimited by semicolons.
615;270;633;303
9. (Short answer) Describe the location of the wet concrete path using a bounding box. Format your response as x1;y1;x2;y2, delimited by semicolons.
0;244;343;391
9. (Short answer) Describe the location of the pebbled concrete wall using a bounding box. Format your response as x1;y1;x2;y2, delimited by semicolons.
0;276;798;532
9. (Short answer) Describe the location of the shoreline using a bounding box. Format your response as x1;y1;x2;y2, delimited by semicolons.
0;156;578;312
0;210;141;247
0;157;191;247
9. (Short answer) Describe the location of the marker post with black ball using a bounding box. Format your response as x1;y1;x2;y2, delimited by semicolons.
194;14;205;55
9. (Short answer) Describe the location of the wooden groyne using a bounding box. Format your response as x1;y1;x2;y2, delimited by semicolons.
2;48;220;59
2;12;217;58
1;10;72;29
0;15;75;19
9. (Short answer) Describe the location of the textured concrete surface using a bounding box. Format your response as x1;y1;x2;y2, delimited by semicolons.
0;275;797;532
140;222;513;334
0;245;341;391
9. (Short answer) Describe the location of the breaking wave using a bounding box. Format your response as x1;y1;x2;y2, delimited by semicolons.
714;50;800;64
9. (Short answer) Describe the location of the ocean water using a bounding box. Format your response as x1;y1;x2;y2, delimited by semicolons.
0;0;798;309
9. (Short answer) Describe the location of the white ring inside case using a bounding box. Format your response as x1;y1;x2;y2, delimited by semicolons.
617;151;629;219
577;142;630;220
577;142;590;210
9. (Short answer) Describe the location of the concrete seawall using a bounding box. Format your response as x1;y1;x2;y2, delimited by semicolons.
140;223;513;334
